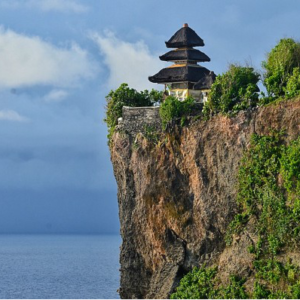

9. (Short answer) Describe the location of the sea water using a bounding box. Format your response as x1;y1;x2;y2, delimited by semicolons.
0;234;121;299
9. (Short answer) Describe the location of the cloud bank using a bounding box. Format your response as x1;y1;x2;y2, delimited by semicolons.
92;31;166;91
44;89;69;102
0;0;89;13
0;28;96;89
0;110;29;122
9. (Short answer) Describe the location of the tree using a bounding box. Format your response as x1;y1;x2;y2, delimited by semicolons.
159;96;195;129
262;38;300;97
285;67;300;98
104;83;163;143
203;64;260;116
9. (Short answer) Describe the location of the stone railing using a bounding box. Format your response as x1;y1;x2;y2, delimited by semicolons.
117;106;162;135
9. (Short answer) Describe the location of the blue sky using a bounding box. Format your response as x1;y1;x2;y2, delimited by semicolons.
0;0;300;234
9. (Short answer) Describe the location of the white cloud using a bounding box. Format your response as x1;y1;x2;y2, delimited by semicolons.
0;0;89;13
0;28;96;89
44;89;69;102
28;0;89;13
91;31;166;91
0;110;29;122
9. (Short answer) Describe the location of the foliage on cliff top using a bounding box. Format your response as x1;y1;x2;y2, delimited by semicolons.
159;96;195;129
104;83;163;144
172;133;300;299
202;39;300;117
263;38;300;98
203;64;260;117
285;67;300;99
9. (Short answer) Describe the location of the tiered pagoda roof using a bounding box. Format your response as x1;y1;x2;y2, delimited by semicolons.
149;65;211;84
149;24;215;90
165;25;204;48
194;71;216;90
159;49;210;63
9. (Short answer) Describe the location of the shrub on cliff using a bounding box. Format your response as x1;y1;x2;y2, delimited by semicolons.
159;96;195;129
285;67;300;98
170;267;219;299
104;83;163;143
171;267;248;299
262;38;300;98
203;64;260;117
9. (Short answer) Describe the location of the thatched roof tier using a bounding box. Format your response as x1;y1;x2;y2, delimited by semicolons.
148;65;211;84
193;71;216;90
159;49;210;62
165;24;204;48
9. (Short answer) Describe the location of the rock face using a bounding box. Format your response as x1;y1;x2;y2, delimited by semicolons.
110;99;300;299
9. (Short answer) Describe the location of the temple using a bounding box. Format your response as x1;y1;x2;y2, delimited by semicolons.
149;24;216;103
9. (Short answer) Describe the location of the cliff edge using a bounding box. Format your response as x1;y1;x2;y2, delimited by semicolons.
110;99;300;299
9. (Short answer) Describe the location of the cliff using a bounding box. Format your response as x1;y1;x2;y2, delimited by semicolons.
110;99;300;299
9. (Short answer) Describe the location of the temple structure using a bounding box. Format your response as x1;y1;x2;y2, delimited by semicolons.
149;24;216;103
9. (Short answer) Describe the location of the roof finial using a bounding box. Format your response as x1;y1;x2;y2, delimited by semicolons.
183;23;189;28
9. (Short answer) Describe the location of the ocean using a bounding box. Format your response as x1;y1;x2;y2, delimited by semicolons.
0;234;121;299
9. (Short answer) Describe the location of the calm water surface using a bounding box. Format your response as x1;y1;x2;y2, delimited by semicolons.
0;234;121;299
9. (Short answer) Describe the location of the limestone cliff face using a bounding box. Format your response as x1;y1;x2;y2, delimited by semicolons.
110;100;300;299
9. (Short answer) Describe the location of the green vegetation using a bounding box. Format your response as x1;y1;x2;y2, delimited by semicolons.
227;132;300;298
262;38;300;98
172;133;300;299
104;83;163;144
234;132;300;243
234;137;300;299
232;132;300;299
171;267;248;299
203;64;260;117
285;67;300;99
202;39;300;118
143;125;160;144
159;96;195;129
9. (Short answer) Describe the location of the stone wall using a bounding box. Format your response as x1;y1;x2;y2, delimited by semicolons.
117;106;162;135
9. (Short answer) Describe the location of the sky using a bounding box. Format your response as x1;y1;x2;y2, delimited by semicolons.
0;0;300;234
